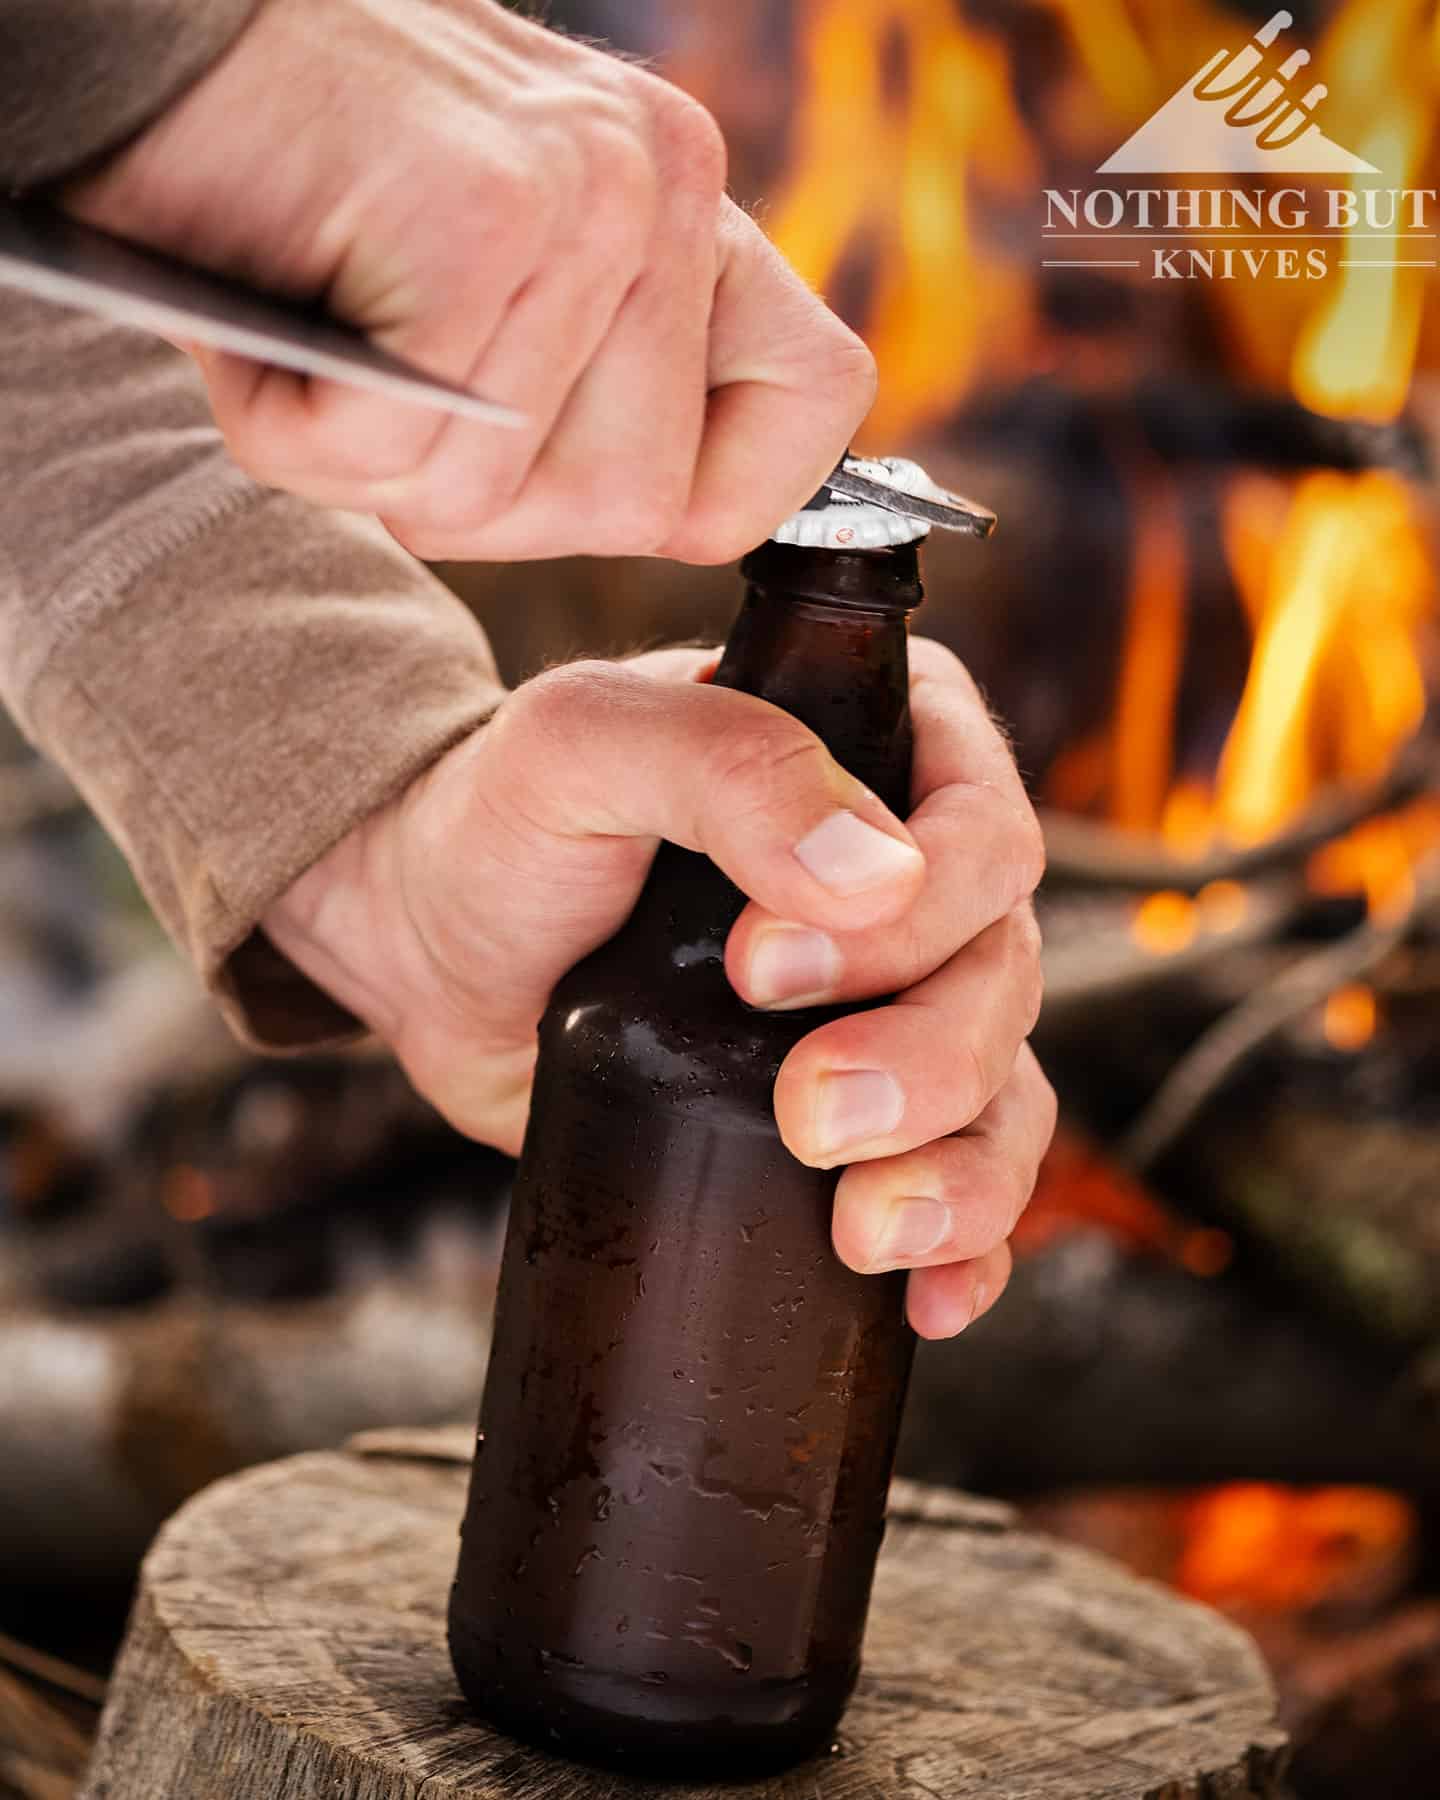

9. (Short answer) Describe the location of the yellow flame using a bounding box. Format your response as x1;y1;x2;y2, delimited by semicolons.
1217;472;1429;845
766;0;1037;442
1292;106;1432;422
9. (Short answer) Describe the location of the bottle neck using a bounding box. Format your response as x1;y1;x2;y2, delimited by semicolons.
717;542;921;816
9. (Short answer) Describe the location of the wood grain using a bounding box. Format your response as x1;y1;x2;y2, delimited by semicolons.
81;1429;1287;1800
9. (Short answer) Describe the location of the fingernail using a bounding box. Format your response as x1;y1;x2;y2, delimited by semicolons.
794;811;923;899
965;1280;989;1330
747;925;841;1008
867;1196;950;1271
815;1069;905;1159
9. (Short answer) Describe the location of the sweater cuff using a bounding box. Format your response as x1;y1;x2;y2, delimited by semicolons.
25;494;504;1050
1;0;263;190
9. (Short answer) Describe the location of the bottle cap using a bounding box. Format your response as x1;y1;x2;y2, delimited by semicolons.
771;456;954;550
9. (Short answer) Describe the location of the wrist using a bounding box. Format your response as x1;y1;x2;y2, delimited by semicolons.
262;798;414;1044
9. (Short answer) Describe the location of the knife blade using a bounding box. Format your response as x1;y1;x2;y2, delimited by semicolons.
0;198;524;427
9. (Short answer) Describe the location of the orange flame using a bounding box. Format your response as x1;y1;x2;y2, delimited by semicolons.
1323;982;1380;1051
736;0;1437;916
764;0;1037;442
1080;0;1436;909
1177;1483;1416;1612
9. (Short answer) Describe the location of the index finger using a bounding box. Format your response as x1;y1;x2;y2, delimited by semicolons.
908;637;1033;814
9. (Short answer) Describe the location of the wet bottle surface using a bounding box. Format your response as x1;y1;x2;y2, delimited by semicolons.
449;538;925;1772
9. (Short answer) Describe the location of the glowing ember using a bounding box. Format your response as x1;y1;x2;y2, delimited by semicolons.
1132;890;1198;955
1322;983;1380;1052
1310;797;1440;919
1132;880;1252;955
1162;783;1217;861
1019;1131;1237;1277
162;1164;217;1224
1177;1484;1416;1612
1177;1227;1235;1279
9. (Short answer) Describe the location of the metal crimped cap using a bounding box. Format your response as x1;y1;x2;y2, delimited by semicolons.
771;456;964;549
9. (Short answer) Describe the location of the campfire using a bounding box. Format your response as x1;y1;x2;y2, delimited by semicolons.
665;2;1440;1790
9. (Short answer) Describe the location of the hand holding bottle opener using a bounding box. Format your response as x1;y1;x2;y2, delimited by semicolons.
0;198;995;538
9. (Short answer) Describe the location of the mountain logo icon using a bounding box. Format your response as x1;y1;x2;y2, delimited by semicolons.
1099;10;1379;176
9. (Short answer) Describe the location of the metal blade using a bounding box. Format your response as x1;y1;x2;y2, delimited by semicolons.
0;199;525;427
825;456;998;538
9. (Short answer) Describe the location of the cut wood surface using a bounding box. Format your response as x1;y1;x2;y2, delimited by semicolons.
81;1427;1287;1800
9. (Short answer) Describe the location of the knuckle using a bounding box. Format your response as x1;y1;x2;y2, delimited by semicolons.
487;160;560;249
1036;1067;1059;1142
1006;907;1046;1034
381;516;446;561
216;417;281;486
394;458;531;544
1013;807;1048;895
577;110;655;215
815;319;879;417
663;511;759;567
645;82;728;192
509;659;621;745
955;1039;992;1125
1009;901;1044;972
581;483;689;558
908;635;968;684
706;716;828;816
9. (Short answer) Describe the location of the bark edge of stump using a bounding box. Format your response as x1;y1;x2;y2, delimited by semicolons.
80;1425;1288;1800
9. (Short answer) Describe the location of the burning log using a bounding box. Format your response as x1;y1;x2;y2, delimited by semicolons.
1117;864;1439;1174
897;1231;1440;1498
1040;745;1437;894
0;1274;493;1586
959;378;1433;482
79;1431;1288;1800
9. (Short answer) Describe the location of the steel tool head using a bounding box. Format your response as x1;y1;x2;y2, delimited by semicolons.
819;455;998;538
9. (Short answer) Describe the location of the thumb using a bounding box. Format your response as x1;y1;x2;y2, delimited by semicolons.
396;655;925;1029
486;657;925;927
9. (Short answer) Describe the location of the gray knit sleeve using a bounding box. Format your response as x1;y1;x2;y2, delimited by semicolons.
0;0;261;189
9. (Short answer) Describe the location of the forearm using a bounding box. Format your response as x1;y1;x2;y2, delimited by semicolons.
0;0;262;188
0;290;505;1046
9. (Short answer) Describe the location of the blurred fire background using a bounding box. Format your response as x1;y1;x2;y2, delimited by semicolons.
7;3;1440;1796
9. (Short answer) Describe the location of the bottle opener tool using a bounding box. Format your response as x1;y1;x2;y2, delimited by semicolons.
0;201;997;536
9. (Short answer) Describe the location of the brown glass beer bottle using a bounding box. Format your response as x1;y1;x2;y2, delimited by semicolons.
449;485;935;1772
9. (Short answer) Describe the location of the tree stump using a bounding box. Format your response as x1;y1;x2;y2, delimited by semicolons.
81;1427;1287;1800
